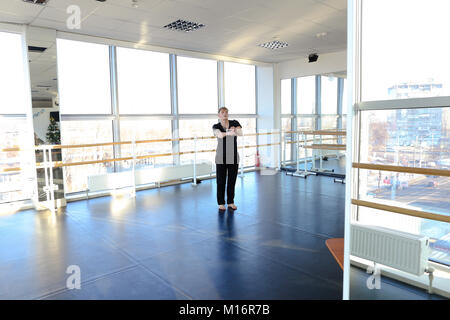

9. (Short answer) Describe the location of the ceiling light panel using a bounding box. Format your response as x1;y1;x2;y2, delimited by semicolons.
22;0;49;4
163;19;205;32
258;40;289;50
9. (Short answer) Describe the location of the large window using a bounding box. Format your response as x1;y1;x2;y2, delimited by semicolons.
0;32;29;114
236;118;257;167
120;119;173;168
321;76;338;114
361;0;450;101
116;47;171;114
224;61;256;114
177;56;218;114
0;31;35;204
297;76;315;114
57;39;112;114
179;119;217;165
55;38;260;195
281;79;291;114
357;107;450;265
352;0;450;273
60;120;114;194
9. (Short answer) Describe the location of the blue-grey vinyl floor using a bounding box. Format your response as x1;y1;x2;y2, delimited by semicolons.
0;159;445;299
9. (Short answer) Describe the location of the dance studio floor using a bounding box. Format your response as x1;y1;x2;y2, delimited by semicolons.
0;159;444;299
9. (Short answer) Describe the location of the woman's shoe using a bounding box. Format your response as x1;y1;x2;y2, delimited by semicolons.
228;204;237;210
218;205;226;211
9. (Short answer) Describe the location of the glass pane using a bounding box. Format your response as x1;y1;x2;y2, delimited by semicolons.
60;120;114;193
281;79;291;114
0;32;29;114
297;117;315;131
57;39;112;114
179;119;217;165
120;119;173;168
321;76;338;114
0;118;35;203
116;47;171;114
358;169;449;216
297;76;315;114
297;117;315;159
178;56;218;114
321;115;338;130
362;0;450;101
224;62;256;114
360;108;450;169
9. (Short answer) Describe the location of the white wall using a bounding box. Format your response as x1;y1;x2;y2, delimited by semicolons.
277;50;347;80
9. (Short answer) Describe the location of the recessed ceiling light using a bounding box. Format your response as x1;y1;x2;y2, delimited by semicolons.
22;0;49;5
316;32;328;38
163;19;205;32
258;40;289;50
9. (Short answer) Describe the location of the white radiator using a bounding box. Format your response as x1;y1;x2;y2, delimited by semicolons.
87;162;212;194
350;223;431;276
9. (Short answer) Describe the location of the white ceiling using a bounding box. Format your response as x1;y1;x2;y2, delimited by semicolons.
0;0;347;63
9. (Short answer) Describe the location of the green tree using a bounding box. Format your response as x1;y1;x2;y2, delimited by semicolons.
46;117;60;144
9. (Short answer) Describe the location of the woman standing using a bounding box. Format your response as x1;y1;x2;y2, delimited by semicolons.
212;107;242;211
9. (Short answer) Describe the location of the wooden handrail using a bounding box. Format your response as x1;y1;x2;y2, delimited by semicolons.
1;131;284;152
299;130;347;136
29;142;281;169
286;137;344;144
351;199;450;223
302;144;346;150
352;163;450;177
1;147;21;152
0;167;21;173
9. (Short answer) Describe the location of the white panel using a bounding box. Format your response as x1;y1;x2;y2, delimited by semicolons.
88;163;213;192
351;224;430;276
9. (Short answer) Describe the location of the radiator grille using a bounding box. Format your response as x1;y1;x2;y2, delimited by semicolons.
351;224;430;276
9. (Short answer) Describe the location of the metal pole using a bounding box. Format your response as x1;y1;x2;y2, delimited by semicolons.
48;147;55;214
303;133;308;173
42;146;50;208
282;131;286;167
319;134;323;170
312;134;317;171
131;131;136;197
296;132;300;172
192;136;197;185
278;130;282;171
240;134;244;178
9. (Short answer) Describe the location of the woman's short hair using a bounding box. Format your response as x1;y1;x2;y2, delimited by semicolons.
218;107;228;113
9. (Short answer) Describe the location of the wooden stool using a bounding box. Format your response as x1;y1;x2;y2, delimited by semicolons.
325;238;344;270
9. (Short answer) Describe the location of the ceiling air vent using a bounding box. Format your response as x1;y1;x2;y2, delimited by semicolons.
163;19;205;32
22;0;50;5
258;40;288;50
28;46;47;53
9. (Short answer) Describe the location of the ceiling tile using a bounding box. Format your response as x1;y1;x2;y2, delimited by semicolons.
46;0;100;13
315;0;347;10
0;0;44;17
81;14;126;31
0;11;35;24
